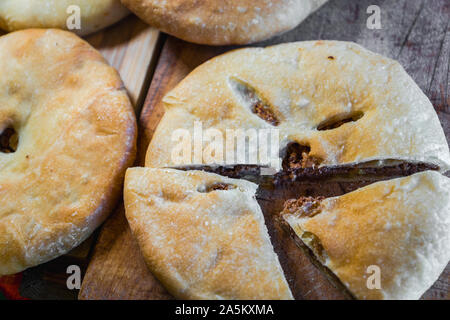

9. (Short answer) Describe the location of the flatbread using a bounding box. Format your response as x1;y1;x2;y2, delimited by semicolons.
0;0;129;36
282;171;450;300
0;29;137;275
124;167;293;300
146;41;450;174
121;0;328;45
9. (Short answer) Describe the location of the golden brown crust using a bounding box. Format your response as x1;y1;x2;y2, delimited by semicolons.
0;29;137;275
146;41;450;173
283;171;450;300
124;168;293;300
121;0;327;45
0;0;129;36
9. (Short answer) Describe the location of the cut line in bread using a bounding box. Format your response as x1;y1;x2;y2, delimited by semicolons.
274;207;355;300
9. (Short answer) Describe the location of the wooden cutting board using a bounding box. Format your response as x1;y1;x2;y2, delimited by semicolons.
87;15;161;111
79;0;450;300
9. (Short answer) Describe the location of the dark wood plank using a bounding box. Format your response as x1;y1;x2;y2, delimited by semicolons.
80;0;450;300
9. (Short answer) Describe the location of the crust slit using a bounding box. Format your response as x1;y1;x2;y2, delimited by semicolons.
317;111;364;131
198;182;237;193
229;78;280;126
0;126;18;153
281;143;323;171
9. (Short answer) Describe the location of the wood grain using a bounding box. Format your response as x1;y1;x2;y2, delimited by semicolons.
87;15;161;111
80;0;450;300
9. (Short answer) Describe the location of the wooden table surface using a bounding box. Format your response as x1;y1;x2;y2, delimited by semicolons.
78;0;450;300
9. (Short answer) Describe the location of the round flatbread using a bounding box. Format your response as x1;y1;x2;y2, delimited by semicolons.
0;0;129;36
0;29;137;275
120;0;328;45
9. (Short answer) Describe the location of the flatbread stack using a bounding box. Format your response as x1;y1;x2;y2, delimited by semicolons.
124;41;450;300
0;29;137;275
120;0;328;45
0;0;129;35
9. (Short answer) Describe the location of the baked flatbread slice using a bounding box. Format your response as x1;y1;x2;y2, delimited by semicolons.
121;0;327;45
0;0;129;36
282;171;450;300
124;167;293;300
146;41;450;178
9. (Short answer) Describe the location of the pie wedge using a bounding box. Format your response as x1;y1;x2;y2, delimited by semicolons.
124;167;293;300
281;171;450;300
